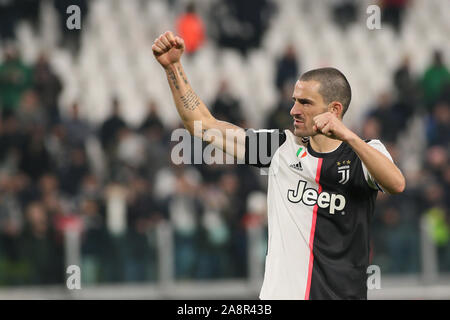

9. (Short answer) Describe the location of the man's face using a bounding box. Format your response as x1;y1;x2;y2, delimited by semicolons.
290;80;328;137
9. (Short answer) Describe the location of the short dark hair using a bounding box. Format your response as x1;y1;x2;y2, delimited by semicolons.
299;67;352;116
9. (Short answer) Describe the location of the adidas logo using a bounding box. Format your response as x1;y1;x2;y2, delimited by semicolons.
290;162;303;171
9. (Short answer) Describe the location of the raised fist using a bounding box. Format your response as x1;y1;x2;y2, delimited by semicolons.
152;31;185;69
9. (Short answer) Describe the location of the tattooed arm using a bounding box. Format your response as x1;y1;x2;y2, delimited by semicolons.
152;31;245;160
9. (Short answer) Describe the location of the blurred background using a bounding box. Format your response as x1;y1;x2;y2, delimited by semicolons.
0;0;449;299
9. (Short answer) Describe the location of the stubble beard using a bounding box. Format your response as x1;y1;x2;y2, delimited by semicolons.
293;125;315;138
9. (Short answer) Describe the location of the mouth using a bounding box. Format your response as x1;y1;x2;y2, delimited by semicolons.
293;119;304;126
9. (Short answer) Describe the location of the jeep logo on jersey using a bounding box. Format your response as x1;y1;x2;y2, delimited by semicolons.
287;180;346;214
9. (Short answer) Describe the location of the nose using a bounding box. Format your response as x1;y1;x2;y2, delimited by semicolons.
290;102;302;118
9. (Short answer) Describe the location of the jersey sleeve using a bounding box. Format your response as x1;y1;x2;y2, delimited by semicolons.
361;139;394;192
244;129;287;168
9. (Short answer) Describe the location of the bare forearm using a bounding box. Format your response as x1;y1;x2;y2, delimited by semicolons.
164;62;214;134
164;62;245;159
345;133;405;194
312;111;405;194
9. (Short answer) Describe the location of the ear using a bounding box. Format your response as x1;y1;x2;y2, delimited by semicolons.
328;102;343;118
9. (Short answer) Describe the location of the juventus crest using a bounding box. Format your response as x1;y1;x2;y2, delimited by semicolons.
337;160;351;184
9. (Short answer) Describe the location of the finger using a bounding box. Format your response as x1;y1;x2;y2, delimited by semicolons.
154;40;167;52
155;37;167;51
160;35;171;49
319;119;330;130
165;31;176;45
174;36;185;49
321;123;332;136
153;36;167;50
313;114;322;123
315;121;323;130
152;44;163;54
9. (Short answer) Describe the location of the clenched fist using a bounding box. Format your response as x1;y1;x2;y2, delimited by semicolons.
313;112;355;142
152;31;185;69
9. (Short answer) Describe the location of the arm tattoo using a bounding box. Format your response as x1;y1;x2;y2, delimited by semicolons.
180;89;201;111
177;66;188;85
167;70;179;90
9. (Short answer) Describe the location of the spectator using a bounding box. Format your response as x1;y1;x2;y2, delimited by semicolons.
166;168;203;279
266;82;296;130
196;208;231;279
0;113;26;164
79;198;109;284
33;53;63;125
139;101;168;180
211;80;245;126
99;98;127;151
361;116;382;141
79;173;102;201
58;147;90;196
18;126;52;181
0;47;33;116
381;0;410;32
45;123;72;174
211;0;274;55
16;89;47;131
275;44;300;93
393;55;421;119
124;177;160;282
331;0;358;30
374;200;419;273
366;92;405;143
38;173;64;218
424;146;448;182
19;202;64;284
116;127;147;170
425;102;450;147
63;102;92;148
421;50;450;109
176;2;206;54
139;101;164;134
208;171;248;278
0;173;25;285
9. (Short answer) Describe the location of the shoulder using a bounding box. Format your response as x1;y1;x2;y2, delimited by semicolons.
245;128;288;145
365;139;393;160
244;128;288;168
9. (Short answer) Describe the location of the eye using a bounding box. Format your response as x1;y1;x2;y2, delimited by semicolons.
300;99;312;106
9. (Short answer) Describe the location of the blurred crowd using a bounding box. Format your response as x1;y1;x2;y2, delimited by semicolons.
0;43;263;285
0;0;449;286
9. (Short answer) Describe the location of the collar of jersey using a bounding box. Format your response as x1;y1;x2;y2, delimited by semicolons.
306;141;345;158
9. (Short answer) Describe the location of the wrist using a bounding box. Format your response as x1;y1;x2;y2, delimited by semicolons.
164;61;181;72
342;130;359;144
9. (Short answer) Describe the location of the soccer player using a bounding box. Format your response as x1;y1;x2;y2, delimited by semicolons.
152;31;405;300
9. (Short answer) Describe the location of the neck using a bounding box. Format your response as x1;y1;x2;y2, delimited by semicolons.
309;134;342;153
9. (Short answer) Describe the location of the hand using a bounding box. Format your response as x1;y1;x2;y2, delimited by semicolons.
152;31;185;69
313;112;354;142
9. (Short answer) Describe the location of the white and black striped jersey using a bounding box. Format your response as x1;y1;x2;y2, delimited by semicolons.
244;129;393;300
